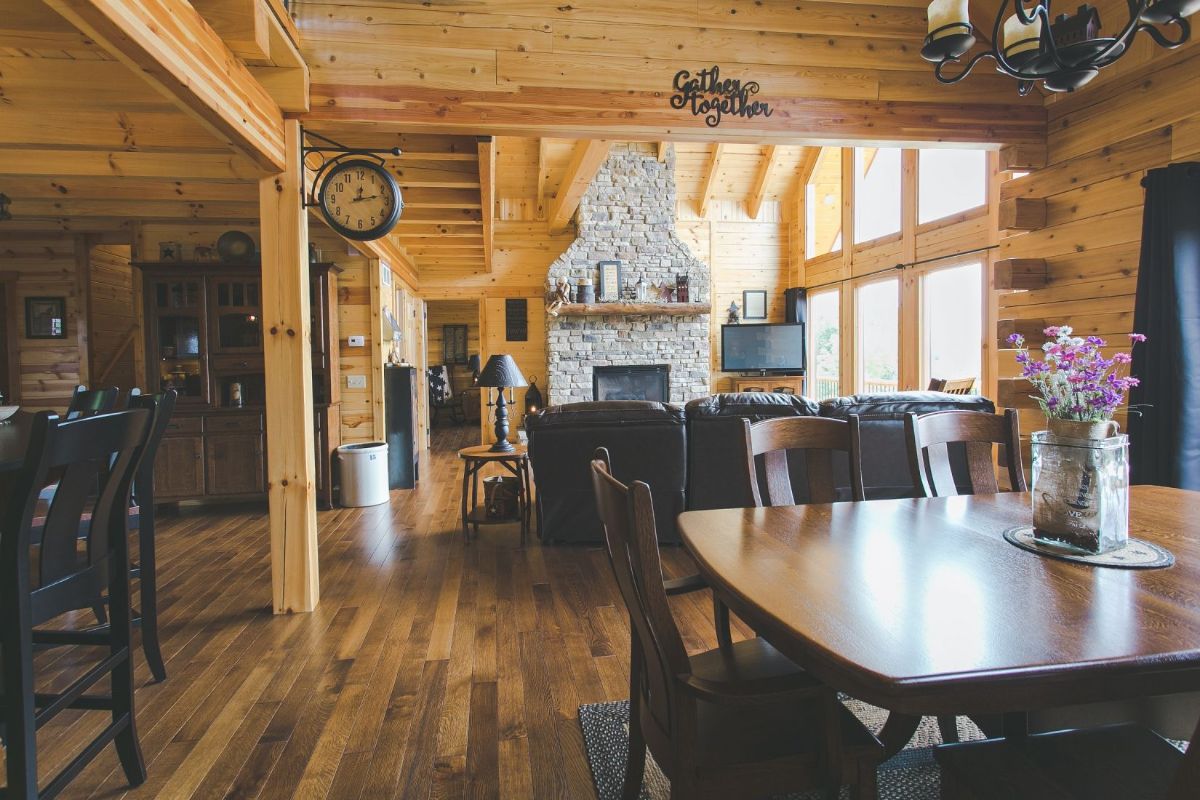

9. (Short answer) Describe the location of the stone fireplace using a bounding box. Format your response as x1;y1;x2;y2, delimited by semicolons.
546;142;711;406
593;364;670;402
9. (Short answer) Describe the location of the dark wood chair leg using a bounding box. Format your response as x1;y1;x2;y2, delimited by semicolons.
461;460;472;543
2;621;38;799
938;715;960;744
713;595;733;650
138;516;167;683
92;600;108;625
109;551;147;787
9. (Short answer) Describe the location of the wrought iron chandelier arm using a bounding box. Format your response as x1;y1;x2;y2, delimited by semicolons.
1139;17;1191;49
1090;0;1153;64
1012;0;1044;27
935;49;998;83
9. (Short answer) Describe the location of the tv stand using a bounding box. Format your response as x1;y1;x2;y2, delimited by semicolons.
731;375;806;396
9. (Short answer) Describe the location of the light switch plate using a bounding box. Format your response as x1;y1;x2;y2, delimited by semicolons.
346;375;367;389
348;335;365;347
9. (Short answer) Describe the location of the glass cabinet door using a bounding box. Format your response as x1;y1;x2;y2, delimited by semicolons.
151;279;207;402
210;278;262;352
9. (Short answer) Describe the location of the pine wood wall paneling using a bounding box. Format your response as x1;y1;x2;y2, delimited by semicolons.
994;47;1200;435
87;243;141;389
0;236;84;411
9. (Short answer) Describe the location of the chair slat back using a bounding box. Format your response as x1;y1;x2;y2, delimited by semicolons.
2;410;150;625
130;390;176;507
591;453;689;737
743;416;864;506
905;409;1026;498
66;385;120;420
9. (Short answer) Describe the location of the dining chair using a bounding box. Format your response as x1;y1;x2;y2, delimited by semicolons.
590;455;883;800
904;408;1026;498
713;416;868;649
65;384;120;419
935;718;1200;799
1;409;151;799
927;377;976;395
592;446;707;597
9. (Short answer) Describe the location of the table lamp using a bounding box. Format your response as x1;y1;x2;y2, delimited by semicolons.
467;353;481;385
477;354;527;452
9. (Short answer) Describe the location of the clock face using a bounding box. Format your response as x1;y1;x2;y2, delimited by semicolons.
319;159;402;241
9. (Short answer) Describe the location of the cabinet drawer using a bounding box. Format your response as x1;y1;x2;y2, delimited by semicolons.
210;355;262;372
164;416;203;435
204;414;263;433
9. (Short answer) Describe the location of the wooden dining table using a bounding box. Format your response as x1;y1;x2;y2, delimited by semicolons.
678;486;1200;755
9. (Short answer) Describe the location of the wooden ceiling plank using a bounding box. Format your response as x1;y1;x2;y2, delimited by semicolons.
747;144;780;220
43;0;286;173
548;139;611;233
478;135;495;274
699;143;725;218
0;149;260;181
190;0;269;62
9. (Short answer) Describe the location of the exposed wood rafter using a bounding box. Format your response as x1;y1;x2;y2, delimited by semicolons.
43;0;287;173
698;143;725;218
548;139;611;234
747;145;781;220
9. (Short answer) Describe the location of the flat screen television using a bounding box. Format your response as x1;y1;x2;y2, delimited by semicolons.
721;323;806;374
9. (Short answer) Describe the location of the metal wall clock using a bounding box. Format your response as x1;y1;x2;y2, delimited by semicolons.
302;130;404;241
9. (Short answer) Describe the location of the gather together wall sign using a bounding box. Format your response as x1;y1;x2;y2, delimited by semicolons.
669;66;773;127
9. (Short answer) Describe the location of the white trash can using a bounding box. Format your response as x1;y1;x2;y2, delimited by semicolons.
337;442;389;507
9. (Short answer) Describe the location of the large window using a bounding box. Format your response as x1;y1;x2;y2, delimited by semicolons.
921;262;983;390
856;278;899;393
918;149;988;225
805;148;843;258
853;147;902;244
807;289;841;400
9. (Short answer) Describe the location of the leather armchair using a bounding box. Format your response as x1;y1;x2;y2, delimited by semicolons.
684;393;820;510
525;401;687;544
819;391;996;499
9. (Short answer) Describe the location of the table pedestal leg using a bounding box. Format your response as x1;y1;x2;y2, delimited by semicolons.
460;460;471;543
470;462;480;537
521;459;532;546
878;712;922;759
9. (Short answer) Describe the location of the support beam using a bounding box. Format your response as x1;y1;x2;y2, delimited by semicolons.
999;197;1047;231
477;136;495;274
796;146;821;186
44;0;286;173
548;139;611;234
658;142;669;162
999;143;1048;172
536;138;547;220
191;0;268;62
699;143;726;218
993;258;1049;290
747;145;781;220
259;119;318;614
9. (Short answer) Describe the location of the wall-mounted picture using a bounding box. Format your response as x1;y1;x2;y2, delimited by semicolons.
598;260;622;303
158;241;182;261
743;289;768;320
443;323;468;364
25;296;67;339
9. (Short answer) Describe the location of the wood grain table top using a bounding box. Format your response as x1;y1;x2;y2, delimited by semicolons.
457;444;528;461
679;487;1200;716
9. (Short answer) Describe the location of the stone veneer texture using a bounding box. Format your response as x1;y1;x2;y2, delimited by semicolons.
546;142;711;405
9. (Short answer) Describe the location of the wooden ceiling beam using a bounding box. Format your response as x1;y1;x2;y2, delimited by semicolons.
191;0;269;62
698;143;725;218
548;139;611;234
796;147;822;186
747;145;781;220
536;138;548;220
0;149;261;181
478;135;495;274
44;0;286;173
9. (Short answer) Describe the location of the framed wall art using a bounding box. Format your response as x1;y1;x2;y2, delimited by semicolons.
742;290;768;320
25;297;67;339
598;261;622;302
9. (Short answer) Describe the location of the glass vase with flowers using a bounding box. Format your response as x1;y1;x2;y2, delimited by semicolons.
1008;326;1146;554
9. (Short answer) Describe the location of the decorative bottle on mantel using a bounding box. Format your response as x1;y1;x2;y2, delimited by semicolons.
577;277;595;304
1009;325;1146;555
676;274;689;303
635;276;648;302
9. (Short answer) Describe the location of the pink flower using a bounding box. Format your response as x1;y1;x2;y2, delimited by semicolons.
1129;333;1148;343
1043;326;1061;337
1113;352;1132;364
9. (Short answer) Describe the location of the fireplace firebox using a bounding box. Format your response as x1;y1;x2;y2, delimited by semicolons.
593;365;670;402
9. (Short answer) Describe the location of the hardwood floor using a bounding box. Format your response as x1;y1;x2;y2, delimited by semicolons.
13;425;737;799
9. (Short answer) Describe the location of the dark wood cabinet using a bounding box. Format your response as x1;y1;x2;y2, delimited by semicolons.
137;261;342;507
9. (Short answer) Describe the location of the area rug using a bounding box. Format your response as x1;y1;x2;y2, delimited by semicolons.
578;697;984;800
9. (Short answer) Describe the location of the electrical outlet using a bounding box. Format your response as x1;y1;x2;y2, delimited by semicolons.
346;375;367;389
347;335;365;347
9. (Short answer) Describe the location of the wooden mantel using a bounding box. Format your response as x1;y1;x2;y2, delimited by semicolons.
553;302;711;317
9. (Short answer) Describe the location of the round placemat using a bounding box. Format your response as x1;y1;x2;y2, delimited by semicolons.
1003;526;1174;569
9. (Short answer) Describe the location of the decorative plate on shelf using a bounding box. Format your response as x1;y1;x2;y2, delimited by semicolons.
216;230;255;262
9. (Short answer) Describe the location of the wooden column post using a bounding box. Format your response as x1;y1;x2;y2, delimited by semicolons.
259;119;318;614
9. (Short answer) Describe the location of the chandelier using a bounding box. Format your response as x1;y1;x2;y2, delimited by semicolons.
922;0;1197;94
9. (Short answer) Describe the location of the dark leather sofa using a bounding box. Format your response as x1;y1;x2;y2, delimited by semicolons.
525;401;687;544
526;390;996;543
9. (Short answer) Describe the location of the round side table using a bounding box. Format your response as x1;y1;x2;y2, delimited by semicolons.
457;444;532;545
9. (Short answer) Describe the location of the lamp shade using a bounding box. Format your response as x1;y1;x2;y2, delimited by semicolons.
477;354;527;389
467;353;481;373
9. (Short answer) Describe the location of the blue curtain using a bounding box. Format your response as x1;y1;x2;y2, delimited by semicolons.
1129;162;1200;488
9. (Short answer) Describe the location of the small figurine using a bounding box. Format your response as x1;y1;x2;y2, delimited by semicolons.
193;245;215;262
727;301;741;324
546;276;573;317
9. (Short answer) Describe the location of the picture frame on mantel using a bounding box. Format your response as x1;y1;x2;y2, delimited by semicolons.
598;260;622;302
743;290;768;320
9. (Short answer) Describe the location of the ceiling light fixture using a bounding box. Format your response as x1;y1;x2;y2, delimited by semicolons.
922;0;1197;95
